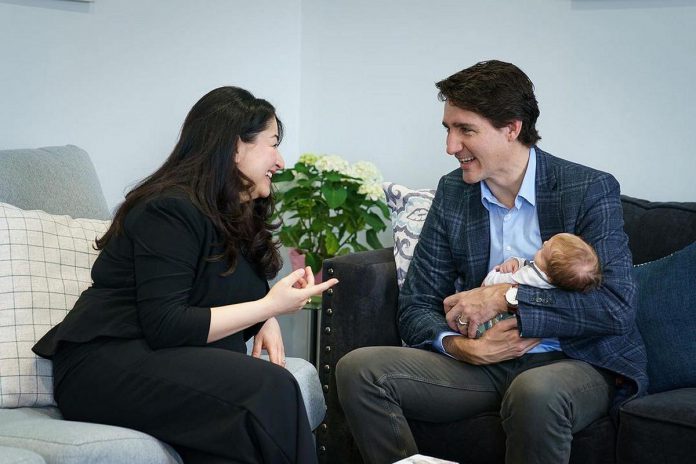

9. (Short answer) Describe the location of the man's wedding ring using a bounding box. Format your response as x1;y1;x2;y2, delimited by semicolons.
306;298;313;304
456;314;469;327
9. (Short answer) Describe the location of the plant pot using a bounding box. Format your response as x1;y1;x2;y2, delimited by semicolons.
288;248;323;284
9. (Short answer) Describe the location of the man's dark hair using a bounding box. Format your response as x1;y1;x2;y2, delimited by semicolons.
436;60;541;146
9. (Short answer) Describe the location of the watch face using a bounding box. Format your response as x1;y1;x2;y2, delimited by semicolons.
506;287;518;306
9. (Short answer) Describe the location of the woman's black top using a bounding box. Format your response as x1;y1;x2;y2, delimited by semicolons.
33;192;267;358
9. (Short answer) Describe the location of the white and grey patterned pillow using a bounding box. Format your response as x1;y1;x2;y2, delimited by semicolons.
0;202;110;408
382;183;435;288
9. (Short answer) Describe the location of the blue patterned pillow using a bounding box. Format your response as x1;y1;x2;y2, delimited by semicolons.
633;241;696;393
382;183;435;288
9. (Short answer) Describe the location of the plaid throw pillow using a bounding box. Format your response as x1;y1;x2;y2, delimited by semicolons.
0;202;109;408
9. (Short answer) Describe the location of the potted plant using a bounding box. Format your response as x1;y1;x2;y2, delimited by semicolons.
272;153;390;278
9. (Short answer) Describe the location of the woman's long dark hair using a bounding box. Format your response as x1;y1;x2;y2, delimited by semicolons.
97;86;283;279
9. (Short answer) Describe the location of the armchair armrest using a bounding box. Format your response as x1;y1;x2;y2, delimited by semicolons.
316;248;401;463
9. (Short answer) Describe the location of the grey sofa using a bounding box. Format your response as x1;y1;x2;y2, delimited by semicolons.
0;145;326;464
316;195;696;463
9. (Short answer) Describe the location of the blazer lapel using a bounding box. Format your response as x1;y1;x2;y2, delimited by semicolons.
535;148;564;240
462;187;490;288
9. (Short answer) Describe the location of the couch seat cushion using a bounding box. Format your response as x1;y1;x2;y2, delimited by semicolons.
0;445;46;464
618;388;696;464
0;407;181;464
269;356;326;430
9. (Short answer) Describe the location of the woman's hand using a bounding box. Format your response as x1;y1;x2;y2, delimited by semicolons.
252;317;286;367
264;267;338;316
208;268;337;344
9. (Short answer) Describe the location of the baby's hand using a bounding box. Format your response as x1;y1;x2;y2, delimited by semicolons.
497;258;520;274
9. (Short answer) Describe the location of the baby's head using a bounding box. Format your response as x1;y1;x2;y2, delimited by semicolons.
534;233;602;292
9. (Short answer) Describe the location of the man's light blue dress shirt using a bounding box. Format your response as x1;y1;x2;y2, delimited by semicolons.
433;147;561;355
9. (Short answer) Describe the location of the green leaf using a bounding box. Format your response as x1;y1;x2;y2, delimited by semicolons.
325;172;343;182
366;229;383;250
279;228;301;249
363;211;387;231
321;184;348;209
295;163;311;175
305;252;322;275
311;219;327;233
350;239;368;252
278;186;308;203
376;201;390;218
272;170;295;182
324;230;340;256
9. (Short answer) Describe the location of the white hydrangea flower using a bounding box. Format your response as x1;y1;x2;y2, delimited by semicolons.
358;181;385;202
314;154;351;176
298;153;319;165
350;161;382;183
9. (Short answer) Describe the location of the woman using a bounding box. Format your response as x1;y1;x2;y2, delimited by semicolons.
32;86;337;463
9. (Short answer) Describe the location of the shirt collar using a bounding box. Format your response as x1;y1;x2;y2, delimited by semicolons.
481;146;537;210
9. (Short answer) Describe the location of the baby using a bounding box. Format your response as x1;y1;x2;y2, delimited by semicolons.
474;233;603;338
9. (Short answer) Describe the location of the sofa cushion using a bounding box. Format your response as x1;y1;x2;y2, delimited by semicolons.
0;203;110;408
617;388;696;464
0;407;181;464
382;183;435;288
0;445;46;463
632;241;696;394
278;356;326;430
620;195;696;265
0;145;110;221
261;355;326;430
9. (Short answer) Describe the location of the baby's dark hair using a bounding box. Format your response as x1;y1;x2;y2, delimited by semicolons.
546;234;603;292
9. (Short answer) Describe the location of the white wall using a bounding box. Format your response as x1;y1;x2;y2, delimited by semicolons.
2;0;693;222
0;0;302;211
300;0;696;202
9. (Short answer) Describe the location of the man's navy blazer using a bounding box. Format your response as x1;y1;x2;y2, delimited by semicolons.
399;148;648;405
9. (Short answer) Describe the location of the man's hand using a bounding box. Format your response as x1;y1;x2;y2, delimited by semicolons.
443;284;510;338
496;257;521;274
442;318;541;364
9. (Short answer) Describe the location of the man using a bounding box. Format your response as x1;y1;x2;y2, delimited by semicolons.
336;60;647;464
